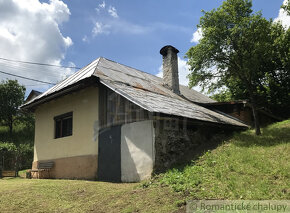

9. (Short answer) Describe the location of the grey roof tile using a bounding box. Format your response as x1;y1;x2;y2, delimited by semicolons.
22;57;247;127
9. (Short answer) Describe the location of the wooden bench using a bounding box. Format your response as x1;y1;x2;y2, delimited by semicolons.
2;170;17;177
31;161;54;179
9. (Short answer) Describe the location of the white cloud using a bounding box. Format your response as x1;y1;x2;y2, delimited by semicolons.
87;4;191;40
90;19;148;37
0;0;73;92
274;0;290;29
111;19;148;34
108;6;118;18
92;22;111;36
82;35;89;42
99;1;106;9
157;57;190;86
95;1;106;13
156;57;201;92
191;28;203;43
88;3;149;38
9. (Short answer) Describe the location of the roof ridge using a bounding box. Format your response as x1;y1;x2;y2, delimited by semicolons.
99;57;214;101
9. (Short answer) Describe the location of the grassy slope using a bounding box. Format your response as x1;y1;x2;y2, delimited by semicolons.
0;120;289;212
0;123;34;145
157;120;290;200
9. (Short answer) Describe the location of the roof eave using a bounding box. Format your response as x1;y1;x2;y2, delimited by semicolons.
152;112;248;129
21;76;98;111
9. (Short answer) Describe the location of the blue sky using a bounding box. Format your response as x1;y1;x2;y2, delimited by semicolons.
61;0;285;74
0;0;288;96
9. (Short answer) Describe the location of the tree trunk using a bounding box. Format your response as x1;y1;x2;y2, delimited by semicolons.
8;118;13;136
251;101;261;135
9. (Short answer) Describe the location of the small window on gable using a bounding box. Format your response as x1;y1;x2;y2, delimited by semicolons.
54;112;73;139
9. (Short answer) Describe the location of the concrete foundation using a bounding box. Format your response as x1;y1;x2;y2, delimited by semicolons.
32;155;98;180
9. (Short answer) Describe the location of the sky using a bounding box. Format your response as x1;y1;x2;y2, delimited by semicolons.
0;0;289;97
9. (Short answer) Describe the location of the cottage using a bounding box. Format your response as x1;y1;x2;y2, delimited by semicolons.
203;100;282;127
22;45;247;182
25;90;42;103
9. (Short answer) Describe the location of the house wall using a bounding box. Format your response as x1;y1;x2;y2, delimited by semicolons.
32;86;99;179
120;120;155;182
227;107;252;126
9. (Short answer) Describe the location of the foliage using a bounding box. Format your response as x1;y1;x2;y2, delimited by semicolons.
265;23;290;117
157;120;290;199
186;0;290;134
16;111;35;133
0;80;25;134
0;142;17;152
0;87;35;171
16;143;34;170
281;0;290;15
187;0;269;92
0;123;34;146
210;89;234;102
0;142;33;170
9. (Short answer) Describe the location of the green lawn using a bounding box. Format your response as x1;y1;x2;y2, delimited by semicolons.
0;178;184;213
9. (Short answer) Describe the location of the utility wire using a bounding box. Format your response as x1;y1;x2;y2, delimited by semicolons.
0;57;81;69
0;63;63;79
0;70;56;85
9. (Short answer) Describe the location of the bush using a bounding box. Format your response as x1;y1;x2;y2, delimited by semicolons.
0;142;33;171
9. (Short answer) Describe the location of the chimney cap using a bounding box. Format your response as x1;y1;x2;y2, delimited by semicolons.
160;45;179;56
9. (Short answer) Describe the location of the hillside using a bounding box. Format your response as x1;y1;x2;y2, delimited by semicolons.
0;120;289;212
155;120;290;200
0;122;34;146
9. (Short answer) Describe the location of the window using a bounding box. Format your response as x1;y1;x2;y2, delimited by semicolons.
54;112;73;138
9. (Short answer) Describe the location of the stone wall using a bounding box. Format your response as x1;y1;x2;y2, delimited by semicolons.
153;118;231;173
160;45;180;94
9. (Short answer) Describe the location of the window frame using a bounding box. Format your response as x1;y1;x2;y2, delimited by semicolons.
54;112;73;139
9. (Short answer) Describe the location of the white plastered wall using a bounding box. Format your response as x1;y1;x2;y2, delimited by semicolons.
121;120;155;182
33;86;99;161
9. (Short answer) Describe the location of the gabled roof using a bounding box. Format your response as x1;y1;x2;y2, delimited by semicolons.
22;57;247;127
25;90;42;103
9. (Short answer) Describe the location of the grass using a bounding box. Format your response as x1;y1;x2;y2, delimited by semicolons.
0;120;289;212
0;178;184;213
154;120;290;200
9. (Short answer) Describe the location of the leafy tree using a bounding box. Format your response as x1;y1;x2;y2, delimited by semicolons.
210;89;233;102
264;22;290;117
208;21;290;119
186;0;278;135
0;80;25;135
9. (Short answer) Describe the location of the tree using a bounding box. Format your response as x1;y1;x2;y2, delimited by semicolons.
282;0;290;15
207;21;290;119
210;89;233;102
0;80;25;135
186;0;277;135
265;22;290;118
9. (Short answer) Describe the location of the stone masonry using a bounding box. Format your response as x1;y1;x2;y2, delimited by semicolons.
153;118;231;173
160;45;180;94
